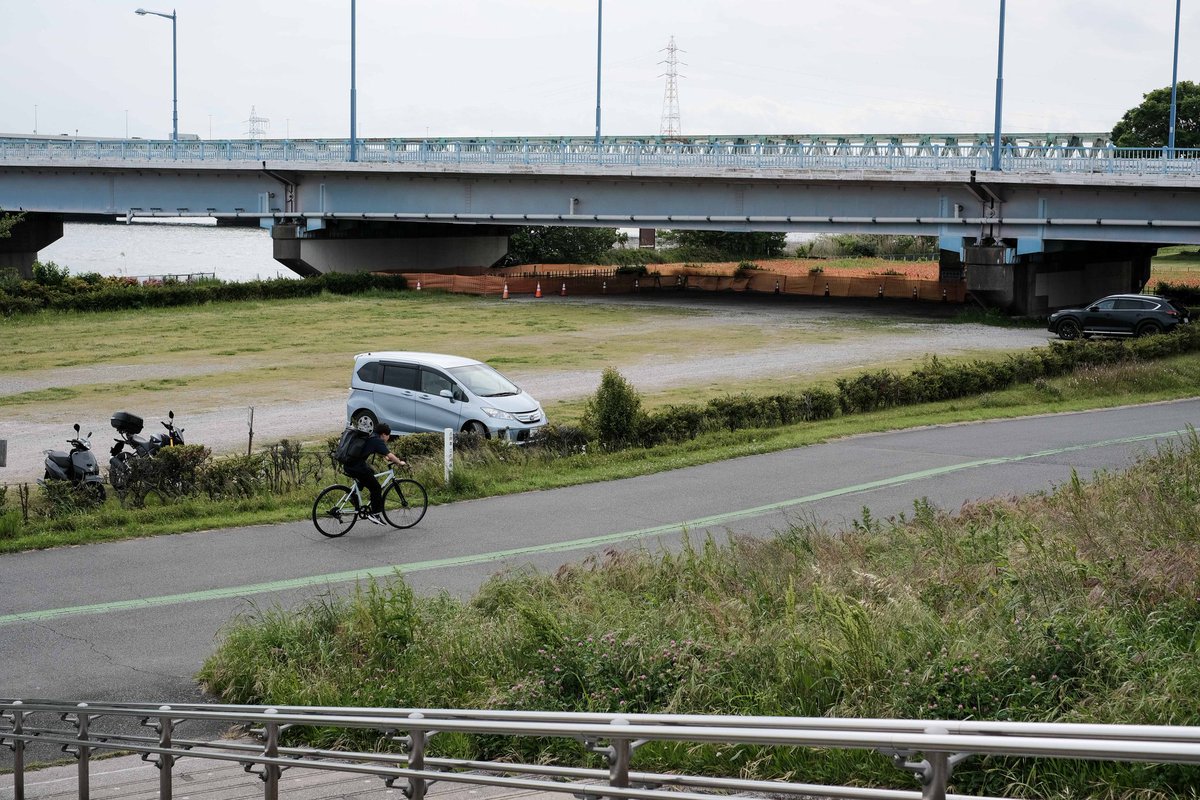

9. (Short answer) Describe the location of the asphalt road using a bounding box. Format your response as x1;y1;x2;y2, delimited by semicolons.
2;398;1198;765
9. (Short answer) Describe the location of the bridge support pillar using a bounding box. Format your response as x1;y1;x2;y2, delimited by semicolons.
0;213;63;279
945;239;1156;316
271;221;508;277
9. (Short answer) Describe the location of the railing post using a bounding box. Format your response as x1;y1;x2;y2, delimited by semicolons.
407;712;427;800
608;717;631;798
11;701;25;800
262;708;280;800
75;703;91;800
922;726;948;800
158;706;175;800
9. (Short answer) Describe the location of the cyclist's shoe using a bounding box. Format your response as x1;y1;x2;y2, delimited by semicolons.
364;512;386;526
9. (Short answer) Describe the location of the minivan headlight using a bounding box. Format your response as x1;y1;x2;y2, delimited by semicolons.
482;407;517;420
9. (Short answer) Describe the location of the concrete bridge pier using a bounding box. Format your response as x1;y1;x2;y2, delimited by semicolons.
271;220;509;277
942;239;1156;316
0;213;63;279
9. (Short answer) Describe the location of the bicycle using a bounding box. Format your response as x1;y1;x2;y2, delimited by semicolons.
311;466;428;537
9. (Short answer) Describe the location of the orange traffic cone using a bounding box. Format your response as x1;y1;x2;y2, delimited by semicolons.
502;283;509;299
535;282;542;298
560;282;567;297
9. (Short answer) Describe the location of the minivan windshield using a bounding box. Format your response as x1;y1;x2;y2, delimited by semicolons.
448;363;521;397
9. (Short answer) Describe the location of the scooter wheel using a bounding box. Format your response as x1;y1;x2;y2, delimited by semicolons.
82;482;106;505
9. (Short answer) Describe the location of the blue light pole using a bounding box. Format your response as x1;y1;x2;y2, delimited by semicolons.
135;7;178;146
1168;0;1182;157
350;0;358;162
595;0;603;150
991;0;1006;171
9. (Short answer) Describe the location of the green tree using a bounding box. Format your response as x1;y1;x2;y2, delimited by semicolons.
506;226;620;264
657;230;787;260
1111;81;1200;149
582;368;643;451
0;211;25;239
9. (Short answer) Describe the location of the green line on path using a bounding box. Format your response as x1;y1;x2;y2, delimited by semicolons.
0;430;1175;627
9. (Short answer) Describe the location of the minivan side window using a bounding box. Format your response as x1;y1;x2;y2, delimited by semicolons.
357;361;381;384
381;363;419;390
420;369;454;396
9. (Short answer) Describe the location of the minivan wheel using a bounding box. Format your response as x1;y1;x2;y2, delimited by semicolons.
351;410;378;433
463;420;489;438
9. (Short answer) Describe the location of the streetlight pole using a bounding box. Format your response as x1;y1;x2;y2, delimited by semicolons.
595;0;603;150
350;0;358;162
991;0;1006;171
135;7;178;148
1168;0;1182;157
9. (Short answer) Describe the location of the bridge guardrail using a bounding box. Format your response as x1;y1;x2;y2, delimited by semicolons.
2;136;1197;176
5;699;1200;800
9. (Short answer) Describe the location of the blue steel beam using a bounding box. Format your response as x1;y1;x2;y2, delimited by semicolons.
2;156;1198;246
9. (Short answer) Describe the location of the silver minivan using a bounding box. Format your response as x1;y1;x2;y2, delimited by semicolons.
345;352;546;442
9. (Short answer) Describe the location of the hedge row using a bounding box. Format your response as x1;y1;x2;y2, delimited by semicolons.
1155;280;1200;308
0;271;408;315
591;326;1200;451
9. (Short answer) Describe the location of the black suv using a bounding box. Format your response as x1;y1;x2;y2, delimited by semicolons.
1048;294;1190;340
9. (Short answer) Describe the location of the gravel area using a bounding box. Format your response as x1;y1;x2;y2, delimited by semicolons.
0;296;1051;483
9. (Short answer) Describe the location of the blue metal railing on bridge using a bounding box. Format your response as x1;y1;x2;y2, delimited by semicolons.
2;134;1198;176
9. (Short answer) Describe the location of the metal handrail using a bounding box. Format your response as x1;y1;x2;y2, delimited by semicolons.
2;135;1198;176
4;699;1200;800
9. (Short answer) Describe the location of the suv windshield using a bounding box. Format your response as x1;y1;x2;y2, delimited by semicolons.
448;363;521;397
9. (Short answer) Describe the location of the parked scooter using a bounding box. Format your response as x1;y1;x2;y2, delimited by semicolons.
42;423;107;501
109;410;187;493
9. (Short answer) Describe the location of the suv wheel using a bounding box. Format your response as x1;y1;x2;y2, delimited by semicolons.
1135;321;1163;337
1056;318;1082;340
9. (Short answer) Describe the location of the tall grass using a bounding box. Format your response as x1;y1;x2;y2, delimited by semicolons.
200;431;1200;798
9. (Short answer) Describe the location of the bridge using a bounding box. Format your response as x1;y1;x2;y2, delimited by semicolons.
2;132;1199;314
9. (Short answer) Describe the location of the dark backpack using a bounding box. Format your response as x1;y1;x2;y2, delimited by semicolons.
333;427;370;465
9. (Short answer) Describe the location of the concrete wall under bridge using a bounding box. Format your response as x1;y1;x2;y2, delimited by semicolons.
946;240;1156;316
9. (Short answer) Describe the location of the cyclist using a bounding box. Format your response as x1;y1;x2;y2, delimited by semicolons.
343;421;407;524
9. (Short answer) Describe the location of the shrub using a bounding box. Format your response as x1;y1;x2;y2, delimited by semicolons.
31;260;70;286
528;424;589;457
582;368;644;451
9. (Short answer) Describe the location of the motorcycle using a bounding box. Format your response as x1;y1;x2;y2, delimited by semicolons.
109;410;187;493
42;423;107;502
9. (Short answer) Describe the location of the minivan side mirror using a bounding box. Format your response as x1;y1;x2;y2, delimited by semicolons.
440;389;455;401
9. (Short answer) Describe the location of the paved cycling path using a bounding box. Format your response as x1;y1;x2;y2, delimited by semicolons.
2;399;1198;766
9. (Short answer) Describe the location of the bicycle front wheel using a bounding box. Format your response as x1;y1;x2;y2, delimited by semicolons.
382;479;428;529
312;484;358;537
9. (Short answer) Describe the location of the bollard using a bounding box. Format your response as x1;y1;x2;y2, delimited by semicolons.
602;280;607;294
824;283;830;297
415;280;421;291
942;288;947;302
912;287;918;300
12;701;24;800
443;428;454;483
634;279;640;292
877;285;883;298
561;282;567;297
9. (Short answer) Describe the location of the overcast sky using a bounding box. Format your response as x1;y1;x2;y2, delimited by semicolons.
2;1;1195;141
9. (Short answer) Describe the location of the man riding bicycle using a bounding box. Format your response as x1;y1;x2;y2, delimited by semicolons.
343;422;407;525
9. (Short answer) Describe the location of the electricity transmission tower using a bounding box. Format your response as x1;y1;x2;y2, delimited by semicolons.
244;106;270;139
658;36;685;138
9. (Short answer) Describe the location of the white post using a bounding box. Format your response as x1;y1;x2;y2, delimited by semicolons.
443;428;454;483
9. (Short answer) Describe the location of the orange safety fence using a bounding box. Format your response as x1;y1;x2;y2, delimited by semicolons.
403;271;966;303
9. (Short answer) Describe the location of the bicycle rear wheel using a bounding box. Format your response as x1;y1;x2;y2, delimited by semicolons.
382;479;427;529
312;484;358;537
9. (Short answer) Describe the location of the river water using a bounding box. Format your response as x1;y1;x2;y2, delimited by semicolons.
40;219;298;283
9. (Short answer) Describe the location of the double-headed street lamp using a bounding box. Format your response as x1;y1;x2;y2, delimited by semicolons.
134;7;178;144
